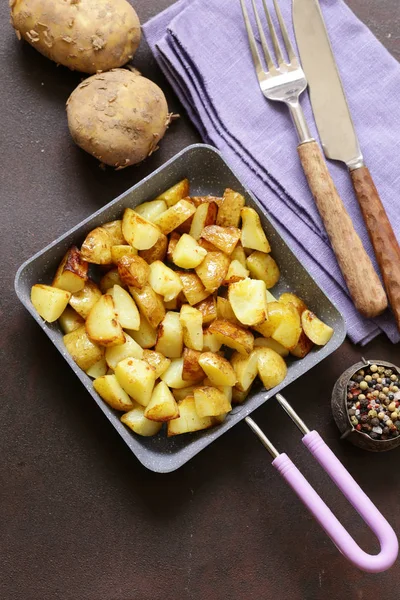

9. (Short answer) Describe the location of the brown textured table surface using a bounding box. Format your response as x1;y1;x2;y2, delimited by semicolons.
1;2;400;599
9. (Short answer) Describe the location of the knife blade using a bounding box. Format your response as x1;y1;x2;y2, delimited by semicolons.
293;0;400;332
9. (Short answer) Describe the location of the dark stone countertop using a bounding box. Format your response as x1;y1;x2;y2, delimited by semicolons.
1;1;399;599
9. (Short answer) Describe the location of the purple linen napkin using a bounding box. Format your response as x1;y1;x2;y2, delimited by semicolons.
143;0;400;345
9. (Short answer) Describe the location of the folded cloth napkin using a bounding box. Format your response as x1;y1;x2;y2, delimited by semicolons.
143;0;400;345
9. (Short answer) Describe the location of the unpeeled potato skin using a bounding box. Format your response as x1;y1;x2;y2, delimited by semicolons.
10;0;141;74
67;69;171;168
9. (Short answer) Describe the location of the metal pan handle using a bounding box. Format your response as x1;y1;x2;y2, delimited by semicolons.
273;432;398;573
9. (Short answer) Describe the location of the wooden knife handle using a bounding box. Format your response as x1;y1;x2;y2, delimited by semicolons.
297;141;387;319
351;166;400;331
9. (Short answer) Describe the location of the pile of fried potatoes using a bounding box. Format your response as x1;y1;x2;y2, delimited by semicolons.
30;180;334;437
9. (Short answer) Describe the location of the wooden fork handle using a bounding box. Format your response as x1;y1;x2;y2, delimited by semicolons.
351;166;400;332
297;141;387;319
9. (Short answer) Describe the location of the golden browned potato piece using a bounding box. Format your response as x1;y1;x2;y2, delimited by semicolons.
178;272;212;306
63;325;104;371
195;252;230;293
142;350;171;379
154;179;190;207
67;70;171;168
52;246;88;293
216;189;246;228
117;255;150;289
102;220;125;245
167;395;212;436
290;330;314;358
129;284;165;329
80;227;112;265
189;202;219;240
69;279;102;318
99;268;125;294
85;294;125;347
144;382;179;422
255;347;287;390
194;386;232;418
58;305;85;334
10;0;141;74
208;318;254;355
182;348;204;383
201;225;241;255
31;284;71;322
139;233;168;265
194;296;217;325
279;292;308;316
301;310;334;346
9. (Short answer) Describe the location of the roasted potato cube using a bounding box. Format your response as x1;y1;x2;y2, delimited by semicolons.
63;325;104;371
149;261;183;302
160;357;192;389
202;328;222;352
198;352;237;387
228;278;267;326
85;294;125;347
155;178;190;207
240;207;271;253
253;301;288;338
223;259;249;285
80;226;113;264
230;244;247;268
58;305;85;334
189;202;218;240
232;386;250;404
195;252;230;292
216;297;241;326
254;336;289;357
231;351;259;392
182;348;204;383
93;374;135;411
167;395;212;436
122;208;161;251
102;220;125;246
208;319;254;355
109;284;140;330
134;199;168;223
199;238;220;253
153;199;196;235
194;386;232;418
117;255;150;289
129;284;166;328
272;303;301;350
121;405;163;437
290;330;314;358
99;269;125;294
172;385;201;402
216;188;246;227
247;251;280;288
85;357;108;379
279;292;308;316
155;312;183;358
142;350;171;378
31;284;71;322
301;310;334;346
111;245;138;264
115;357;156;406
166;232;180;262
144;381;179;422
178;272;212;305
52;246;88;293
127;313;157;349
138;232;168;264
194;296;217;325
172;233;208;269
180;304;203;351
201;225;241;255
105;332;143;370
191;196;223;208
255;347;287;390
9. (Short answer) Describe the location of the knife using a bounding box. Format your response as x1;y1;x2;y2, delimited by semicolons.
293;0;400;332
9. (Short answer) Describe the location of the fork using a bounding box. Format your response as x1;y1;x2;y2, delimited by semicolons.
239;0;387;319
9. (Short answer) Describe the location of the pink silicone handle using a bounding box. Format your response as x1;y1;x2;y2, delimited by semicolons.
273;432;398;573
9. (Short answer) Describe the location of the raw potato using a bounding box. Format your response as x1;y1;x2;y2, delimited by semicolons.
93;374;135;412
69;279;102;318
99;269;125;294
10;0;141;74
154;200;196;235
117;255;150;289
31;284;71;322
194;386;232;418
167;395;212;436
111;245;138;265
216;188;246;228
127;313;157;349
189;202;218;240
122;208;161;251
105;332;143;370
155;312;183;358
142;350;171;379
195;252;230;292
155;179;190;207
201;225;241;255
172;234;207;269
85;357;108;379
67;70;171;168
198;353;237;387
135;200;167;223
208;319;254;355
58;305;84;334
228;278;267;326
178;272;211;305
139;233;168;265
301;310;334;346
247;251;280;289
223;259;249;285
80;227;112;265
241;207;271;253
180;305;203;351
129;284;166;329
115;357;156;406
63;325;104;371
149;261;183;302
110;285;140;330
121;405;163;437
52;246;88;293
255;347;287;390
144;382;179;422
195;296;217;325
231;351;259;392
85;294;125;347
182;348;204;383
